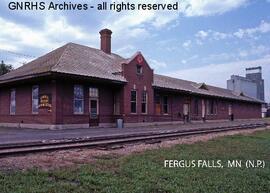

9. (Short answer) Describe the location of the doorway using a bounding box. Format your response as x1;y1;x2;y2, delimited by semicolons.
228;104;234;121
89;88;99;127
183;103;190;123
202;99;206;121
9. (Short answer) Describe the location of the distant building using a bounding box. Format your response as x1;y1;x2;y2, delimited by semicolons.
227;75;257;99
246;67;264;101
227;66;264;101
227;66;265;117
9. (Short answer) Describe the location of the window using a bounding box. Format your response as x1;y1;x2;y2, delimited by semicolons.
74;85;84;114
194;99;199;116
207;100;217;115
131;90;137;113
141;91;147;114
89;87;99;98
136;65;142;74
10;89;16;115
32;85;39;114
89;87;99;118
163;96;168;114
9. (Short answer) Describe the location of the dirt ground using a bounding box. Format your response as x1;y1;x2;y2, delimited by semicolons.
0;127;269;172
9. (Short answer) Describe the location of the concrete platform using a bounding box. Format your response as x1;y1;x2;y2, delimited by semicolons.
0;119;268;145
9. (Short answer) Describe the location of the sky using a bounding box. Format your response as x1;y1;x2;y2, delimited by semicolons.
0;0;269;102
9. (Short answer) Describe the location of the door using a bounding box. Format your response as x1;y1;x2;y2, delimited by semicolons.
155;94;161;115
89;99;99;126
202;99;206;118
228;104;234;121
183;103;190;122
228;104;232;116
89;87;99;127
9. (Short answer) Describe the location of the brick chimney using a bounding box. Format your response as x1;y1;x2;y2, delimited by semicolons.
99;29;112;54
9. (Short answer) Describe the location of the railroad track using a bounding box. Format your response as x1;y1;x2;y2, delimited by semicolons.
0;122;268;157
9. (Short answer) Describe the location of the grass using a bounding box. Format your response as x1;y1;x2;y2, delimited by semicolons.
1;130;270;193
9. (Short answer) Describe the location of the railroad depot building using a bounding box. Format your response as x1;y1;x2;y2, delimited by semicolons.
0;29;263;129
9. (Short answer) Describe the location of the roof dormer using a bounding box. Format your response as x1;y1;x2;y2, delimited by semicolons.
197;83;209;90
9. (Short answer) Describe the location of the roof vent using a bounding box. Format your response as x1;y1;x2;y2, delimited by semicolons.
239;92;245;96
99;29;112;54
197;83;208;90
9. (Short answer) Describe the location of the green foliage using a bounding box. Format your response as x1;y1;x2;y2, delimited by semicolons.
0;61;13;75
0;130;270;193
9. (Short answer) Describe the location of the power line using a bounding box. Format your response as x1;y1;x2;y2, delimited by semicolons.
0;48;36;58
0;48;35;66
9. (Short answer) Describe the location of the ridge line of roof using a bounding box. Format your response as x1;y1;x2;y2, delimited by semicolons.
153;73;263;103
50;43;71;71
154;73;198;84
68;42;127;60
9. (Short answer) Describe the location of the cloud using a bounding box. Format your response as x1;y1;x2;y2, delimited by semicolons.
115;45;136;57
181;45;270;67
182;40;192;49
195;29;234;42
101;0;250;41
238;45;270;59
182;0;248;16
99;0;182;42
149;58;168;69
195;30;208;39
156;38;179;52
165;56;270;102
201;52;235;64
179;55;199;65
212;31;230;40
0;0;257;61
195;29;232;42
195;20;270;43
0;15;94;52
0;14;98;67
0;42;18;51
126;28;150;38
234;20;270;39
239;50;248;58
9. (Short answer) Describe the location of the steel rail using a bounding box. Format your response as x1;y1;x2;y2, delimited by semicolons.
0;123;267;157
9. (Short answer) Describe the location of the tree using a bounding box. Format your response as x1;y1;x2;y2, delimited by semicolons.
0;60;13;75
